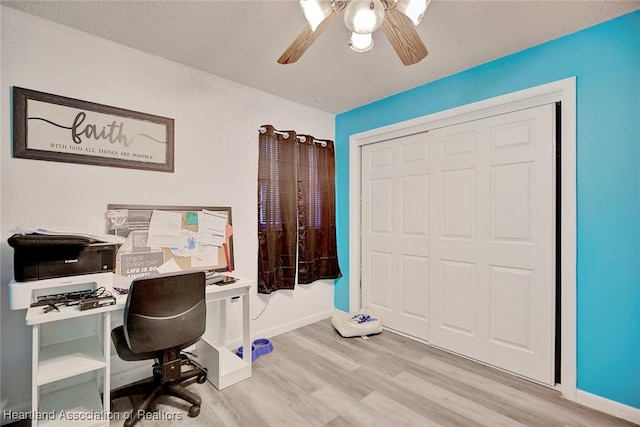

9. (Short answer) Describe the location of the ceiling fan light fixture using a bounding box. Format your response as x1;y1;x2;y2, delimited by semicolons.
348;32;374;52
344;0;385;34
299;0;333;31
280;0;429;65
397;0;431;26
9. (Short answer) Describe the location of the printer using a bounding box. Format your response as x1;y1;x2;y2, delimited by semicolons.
7;233;117;282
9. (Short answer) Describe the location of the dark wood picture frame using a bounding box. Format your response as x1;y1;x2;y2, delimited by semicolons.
13;87;174;172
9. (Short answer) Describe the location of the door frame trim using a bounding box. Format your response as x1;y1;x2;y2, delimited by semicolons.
348;77;577;400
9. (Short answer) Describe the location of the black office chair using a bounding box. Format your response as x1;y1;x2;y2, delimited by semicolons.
110;271;208;427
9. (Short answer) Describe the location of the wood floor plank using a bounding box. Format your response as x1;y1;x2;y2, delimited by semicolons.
224;366;313;427
414;351;633;427
323;415;356;427
259;347;329;394
310;384;393;427
400;352;571;427
274;334;373;400
362;350;550;426
351;365;485;427
360;391;442;427
296;322;382;365
395;371;528;427
200;378;269;427
286;328;362;372
105;319;636;427
258;363;341;426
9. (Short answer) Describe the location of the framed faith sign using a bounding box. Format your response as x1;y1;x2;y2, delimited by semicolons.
12;87;174;172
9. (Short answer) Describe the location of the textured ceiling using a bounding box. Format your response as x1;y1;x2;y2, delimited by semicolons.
3;0;639;113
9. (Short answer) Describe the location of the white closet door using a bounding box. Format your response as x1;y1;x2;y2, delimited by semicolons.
429;104;556;384
361;133;430;341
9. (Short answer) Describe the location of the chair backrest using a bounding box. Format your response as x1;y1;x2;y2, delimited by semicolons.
123;270;206;354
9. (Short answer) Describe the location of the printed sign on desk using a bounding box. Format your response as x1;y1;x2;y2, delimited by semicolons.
121;252;164;279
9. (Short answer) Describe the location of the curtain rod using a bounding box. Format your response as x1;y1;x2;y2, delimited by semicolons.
297;135;328;147
258;127;328;147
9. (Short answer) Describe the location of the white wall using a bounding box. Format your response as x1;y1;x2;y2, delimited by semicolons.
0;7;335;415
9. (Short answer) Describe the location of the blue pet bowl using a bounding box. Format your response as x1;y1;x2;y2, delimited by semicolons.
236;345;258;361
236;338;273;361
253;338;273;357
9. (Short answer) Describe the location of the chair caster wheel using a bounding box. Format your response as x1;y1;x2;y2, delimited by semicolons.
188;405;201;417
197;374;207;384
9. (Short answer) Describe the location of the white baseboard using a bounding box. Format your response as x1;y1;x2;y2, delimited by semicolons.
577;389;640;424
226;309;333;350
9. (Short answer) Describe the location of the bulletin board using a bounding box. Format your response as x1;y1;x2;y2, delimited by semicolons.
106;204;234;278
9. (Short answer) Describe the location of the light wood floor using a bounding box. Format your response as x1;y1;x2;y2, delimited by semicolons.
109;319;636;427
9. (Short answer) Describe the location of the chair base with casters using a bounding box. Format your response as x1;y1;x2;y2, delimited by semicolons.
110;325;208;427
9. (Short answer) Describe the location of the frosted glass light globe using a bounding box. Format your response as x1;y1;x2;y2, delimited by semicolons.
344;0;385;34
349;32;374;52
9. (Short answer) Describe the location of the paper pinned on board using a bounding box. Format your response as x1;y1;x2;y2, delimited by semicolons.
197;210;227;247
169;229;197;257
157;258;182;274
147;210;182;247
191;245;217;267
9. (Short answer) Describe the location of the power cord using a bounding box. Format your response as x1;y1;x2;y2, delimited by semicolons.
35;287;114;313
252;293;273;321
85;286;112;299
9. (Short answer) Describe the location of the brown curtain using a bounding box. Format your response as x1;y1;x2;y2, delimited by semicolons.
257;125;342;294
297;136;342;284
257;125;298;294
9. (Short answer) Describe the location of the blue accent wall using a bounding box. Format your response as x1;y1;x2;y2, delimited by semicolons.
335;11;640;409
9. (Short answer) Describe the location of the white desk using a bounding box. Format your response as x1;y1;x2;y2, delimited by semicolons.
15;273;252;427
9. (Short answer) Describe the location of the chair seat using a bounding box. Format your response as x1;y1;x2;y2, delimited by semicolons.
112;325;203;362
111;326;158;361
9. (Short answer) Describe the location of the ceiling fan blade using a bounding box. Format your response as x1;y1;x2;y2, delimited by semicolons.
381;6;428;66
278;13;338;65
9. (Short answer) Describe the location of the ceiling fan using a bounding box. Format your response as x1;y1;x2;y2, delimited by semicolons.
278;0;430;66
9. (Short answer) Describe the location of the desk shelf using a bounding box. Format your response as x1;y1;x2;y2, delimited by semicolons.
196;338;251;390
195;283;253;390
39;381;105;427
38;336;106;385
30;310;111;427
